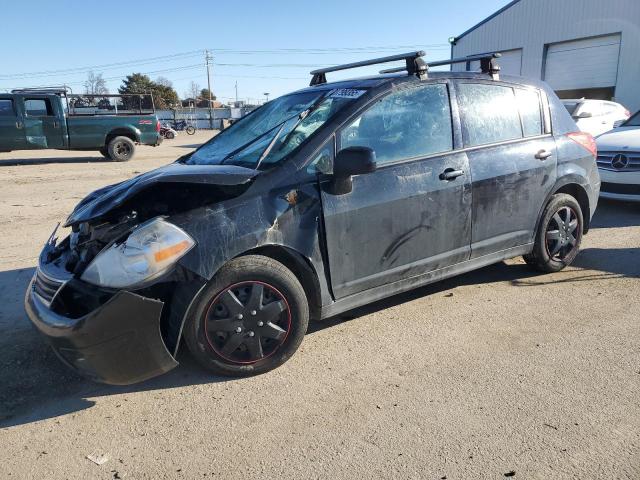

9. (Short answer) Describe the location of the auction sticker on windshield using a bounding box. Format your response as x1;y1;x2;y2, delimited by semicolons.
330;89;366;99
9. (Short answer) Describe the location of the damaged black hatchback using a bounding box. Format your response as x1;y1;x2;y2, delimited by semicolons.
25;52;600;384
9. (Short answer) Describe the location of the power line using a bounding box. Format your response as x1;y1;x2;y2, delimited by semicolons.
0;51;203;79
0;45;449;79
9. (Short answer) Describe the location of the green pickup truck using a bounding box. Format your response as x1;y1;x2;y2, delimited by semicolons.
0;89;162;161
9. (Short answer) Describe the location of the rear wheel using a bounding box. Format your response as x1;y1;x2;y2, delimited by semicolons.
524;193;583;272
186;126;196;135
184;255;309;377
107;136;135;162
164;130;175;139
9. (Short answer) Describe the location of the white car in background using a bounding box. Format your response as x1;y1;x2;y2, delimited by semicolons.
563;99;630;137
595;111;640;202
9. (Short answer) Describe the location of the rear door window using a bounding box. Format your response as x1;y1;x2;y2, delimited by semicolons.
24;98;54;116
340;83;453;165
514;88;543;137
0;99;15;117
457;83;522;147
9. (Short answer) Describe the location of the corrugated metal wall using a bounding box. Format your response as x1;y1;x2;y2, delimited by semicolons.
452;0;640;111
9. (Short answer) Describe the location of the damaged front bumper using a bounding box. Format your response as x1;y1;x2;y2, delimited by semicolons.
24;270;178;385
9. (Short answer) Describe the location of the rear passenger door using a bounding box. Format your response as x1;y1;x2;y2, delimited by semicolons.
0;97;27;151
18;96;65;149
454;81;557;258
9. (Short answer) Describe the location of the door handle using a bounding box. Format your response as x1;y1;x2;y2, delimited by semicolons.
439;168;465;181
16;121;23;129
534;149;553;160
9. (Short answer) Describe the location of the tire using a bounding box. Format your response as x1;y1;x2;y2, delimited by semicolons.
524;193;584;273
107;136;135;162
186;126;196;135
99;147;110;159
165;131;175;139
184;255;309;377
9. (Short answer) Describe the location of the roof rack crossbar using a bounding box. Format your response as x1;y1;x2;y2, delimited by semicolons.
310;51;427;86
380;53;502;80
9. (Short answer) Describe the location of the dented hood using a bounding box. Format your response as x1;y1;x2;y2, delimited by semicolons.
65;163;259;226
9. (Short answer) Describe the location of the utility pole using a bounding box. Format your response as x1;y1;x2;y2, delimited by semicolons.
235;81;238;104
205;49;214;129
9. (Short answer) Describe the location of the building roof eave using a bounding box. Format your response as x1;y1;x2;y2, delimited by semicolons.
454;0;523;42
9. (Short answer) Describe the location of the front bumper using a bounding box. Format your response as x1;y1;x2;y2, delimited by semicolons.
25;276;178;385
598;168;640;202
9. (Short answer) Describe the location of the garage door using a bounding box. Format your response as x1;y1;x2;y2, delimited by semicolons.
466;49;522;76
544;34;621;91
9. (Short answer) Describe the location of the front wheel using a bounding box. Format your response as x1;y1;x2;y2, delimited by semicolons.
107;136;135;162
524;193;583;272
185;126;196;135
184;255;309;377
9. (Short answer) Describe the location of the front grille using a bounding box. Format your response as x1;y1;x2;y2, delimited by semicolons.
33;268;66;306
600;182;640;195
597;151;640;172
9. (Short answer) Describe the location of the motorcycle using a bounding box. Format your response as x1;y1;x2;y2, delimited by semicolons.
170;119;196;135
159;122;178;139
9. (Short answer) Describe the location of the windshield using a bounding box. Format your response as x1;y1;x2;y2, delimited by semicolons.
622;111;640;127
186;89;363;169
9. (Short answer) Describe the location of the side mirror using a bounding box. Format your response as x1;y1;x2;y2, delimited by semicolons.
577;111;593;119
328;147;377;195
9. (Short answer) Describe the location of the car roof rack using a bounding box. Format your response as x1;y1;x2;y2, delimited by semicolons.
380;53;502;81
309;51;428;86
11;85;73;95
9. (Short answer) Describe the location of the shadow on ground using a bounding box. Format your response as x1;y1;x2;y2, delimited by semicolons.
1;199;637;428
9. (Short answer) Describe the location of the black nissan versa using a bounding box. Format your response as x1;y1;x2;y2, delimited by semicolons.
25;52;600;384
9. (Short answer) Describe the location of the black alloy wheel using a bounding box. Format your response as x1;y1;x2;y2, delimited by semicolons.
204;281;291;364
545;206;580;261
524;193;583;273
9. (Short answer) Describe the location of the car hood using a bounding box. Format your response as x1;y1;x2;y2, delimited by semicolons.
65;163;259;226
596;126;640;151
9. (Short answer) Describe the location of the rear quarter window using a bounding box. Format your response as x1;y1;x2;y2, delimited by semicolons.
515;88;543;137
457;83;522;147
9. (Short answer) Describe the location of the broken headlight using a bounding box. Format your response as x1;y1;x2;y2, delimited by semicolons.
80;218;195;289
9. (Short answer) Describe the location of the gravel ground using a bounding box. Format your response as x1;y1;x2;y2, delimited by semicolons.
0;133;638;479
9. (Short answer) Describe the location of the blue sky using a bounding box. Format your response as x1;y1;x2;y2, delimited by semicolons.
0;0;509;103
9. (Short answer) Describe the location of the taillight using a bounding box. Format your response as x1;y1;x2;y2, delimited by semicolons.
156;120;161;132
567;132;597;157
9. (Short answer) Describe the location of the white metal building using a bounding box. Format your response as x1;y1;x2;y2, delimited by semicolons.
450;0;640;112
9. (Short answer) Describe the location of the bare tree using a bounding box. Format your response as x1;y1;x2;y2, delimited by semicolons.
156;76;173;88
185;81;200;102
84;71;109;95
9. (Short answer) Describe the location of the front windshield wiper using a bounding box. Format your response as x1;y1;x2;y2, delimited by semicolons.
220;112;300;165
255;121;291;170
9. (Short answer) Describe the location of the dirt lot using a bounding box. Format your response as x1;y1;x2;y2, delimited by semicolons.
0;133;638;479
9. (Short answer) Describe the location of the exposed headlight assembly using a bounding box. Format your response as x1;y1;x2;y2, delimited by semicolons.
81;218;195;289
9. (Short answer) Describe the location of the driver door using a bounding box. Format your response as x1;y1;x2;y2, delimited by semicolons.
320;83;472;299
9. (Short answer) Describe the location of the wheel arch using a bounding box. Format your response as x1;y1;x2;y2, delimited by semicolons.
238;245;322;322
536;180;591;236
105;127;140;146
